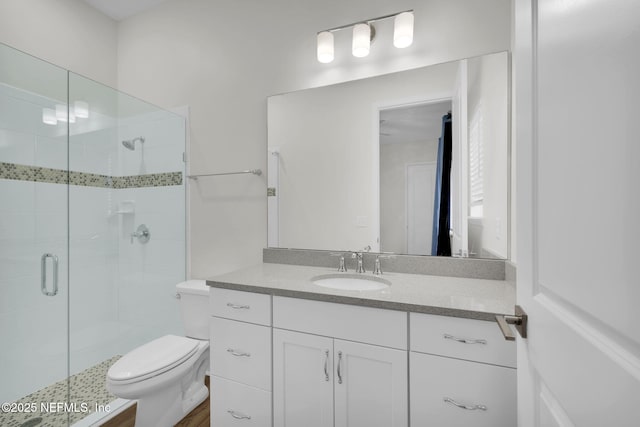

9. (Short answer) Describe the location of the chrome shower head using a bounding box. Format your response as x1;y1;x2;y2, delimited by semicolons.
122;137;145;151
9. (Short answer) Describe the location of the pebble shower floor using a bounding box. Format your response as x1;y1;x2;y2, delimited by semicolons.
0;356;121;427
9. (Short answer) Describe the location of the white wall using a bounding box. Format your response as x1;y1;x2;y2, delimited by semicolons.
116;0;512;278
0;0;118;87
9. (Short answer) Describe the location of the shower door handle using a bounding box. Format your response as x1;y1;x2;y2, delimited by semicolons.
41;253;59;296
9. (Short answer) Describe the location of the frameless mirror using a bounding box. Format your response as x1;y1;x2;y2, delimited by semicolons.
267;51;509;259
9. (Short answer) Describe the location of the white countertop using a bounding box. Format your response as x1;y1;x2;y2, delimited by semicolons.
207;263;515;321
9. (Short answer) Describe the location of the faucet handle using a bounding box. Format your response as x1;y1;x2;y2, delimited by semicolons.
330;252;348;272
373;254;394;275
373;256;382;275
338;257;347;272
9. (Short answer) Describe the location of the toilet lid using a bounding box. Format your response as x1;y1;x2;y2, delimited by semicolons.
108;335;199;383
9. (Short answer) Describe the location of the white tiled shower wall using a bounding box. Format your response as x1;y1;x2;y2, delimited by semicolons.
69;111;186;373
115;112;185;355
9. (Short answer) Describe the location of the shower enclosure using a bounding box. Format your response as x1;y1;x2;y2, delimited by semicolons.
0;43;186;426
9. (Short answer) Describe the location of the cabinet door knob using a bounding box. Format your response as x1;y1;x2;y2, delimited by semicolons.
337;351;343;384
444;397;487;411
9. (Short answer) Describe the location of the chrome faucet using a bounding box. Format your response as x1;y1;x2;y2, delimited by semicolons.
351;252;365;273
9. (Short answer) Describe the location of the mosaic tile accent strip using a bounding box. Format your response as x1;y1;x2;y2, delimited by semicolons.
112;172;182;188
0;355;121;427
0;162;68;185
0;162;182;189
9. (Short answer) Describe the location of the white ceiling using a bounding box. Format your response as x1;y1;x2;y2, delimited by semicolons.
380;101;452;145
83;0;170;21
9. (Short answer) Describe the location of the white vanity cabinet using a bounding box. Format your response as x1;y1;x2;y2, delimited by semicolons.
409;313;516;427
272;296;408;427
208;284;515;427
209;288;272;426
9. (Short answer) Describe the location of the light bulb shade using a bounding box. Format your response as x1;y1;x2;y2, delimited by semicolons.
352;23;371;58
55;104;76;123
394;12;414;48
74;101;89;118
42;108;57;125
317;31;334;63
55;104;68;122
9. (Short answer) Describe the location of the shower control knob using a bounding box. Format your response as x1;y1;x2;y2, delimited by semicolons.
131;224;151;244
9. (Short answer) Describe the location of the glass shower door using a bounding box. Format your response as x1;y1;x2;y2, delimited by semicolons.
0;43;70;426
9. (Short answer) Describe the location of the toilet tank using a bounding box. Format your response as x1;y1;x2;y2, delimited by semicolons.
176;280;210;339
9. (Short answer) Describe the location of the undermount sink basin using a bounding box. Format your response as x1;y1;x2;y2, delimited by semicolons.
311;274;391;291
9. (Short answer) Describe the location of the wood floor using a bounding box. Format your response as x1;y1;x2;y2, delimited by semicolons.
100;376;210;427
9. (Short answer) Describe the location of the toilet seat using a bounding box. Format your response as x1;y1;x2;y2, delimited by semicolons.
108;335;200;385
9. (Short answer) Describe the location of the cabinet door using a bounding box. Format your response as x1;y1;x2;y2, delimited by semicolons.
334;340;408;427
273;329;334;427
410;352;516;427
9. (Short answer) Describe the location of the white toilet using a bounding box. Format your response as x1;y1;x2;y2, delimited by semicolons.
106;280;210;427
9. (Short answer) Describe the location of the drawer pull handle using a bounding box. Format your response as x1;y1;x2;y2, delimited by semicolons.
443;334;487;345
226;303;250;309
444;397;487;411
227;348;251;357
324;350;330;381
337;351;343;384
227;409;252;420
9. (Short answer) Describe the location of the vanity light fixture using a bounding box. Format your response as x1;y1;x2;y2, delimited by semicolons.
316;10;414;63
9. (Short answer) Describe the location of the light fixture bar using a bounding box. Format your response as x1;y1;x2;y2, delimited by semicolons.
318;9;413;34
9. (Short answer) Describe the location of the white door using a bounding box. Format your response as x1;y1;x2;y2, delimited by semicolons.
515;0;640;426
273;329;334;427
334;339;408;427
406;162;436;255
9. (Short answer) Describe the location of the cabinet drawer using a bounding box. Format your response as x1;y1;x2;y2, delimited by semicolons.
273;296;407;350
410;352;516;427
410;313;515;368
210;287;271;326
210;317;271;391
211;376;271;426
